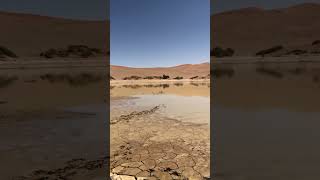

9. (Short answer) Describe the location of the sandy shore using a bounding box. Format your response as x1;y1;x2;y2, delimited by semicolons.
110;79;210;86
211;55;320;64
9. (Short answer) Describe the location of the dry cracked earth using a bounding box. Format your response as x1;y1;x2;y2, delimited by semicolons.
110;104;210;180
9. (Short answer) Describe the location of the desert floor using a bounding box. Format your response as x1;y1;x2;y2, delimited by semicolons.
110;81;210;179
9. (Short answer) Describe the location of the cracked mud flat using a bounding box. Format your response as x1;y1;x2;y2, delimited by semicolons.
110;82;210;179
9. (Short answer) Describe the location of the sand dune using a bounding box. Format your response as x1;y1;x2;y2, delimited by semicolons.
211;3;320;56
0;11;109;57
110;62;210;80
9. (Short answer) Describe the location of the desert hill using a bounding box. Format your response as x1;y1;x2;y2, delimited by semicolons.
0;11;109;57
211;3;320;56
110;62;210;80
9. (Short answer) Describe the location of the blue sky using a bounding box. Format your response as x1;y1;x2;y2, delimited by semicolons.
111;0;210;67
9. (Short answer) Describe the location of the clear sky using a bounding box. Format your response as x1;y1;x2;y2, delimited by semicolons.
211;0;320;14
111;0;210;67
0;0;108;20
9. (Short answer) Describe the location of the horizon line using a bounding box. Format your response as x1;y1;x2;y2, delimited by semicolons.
211;2;320;15
0;10;109;21
111;61;210;69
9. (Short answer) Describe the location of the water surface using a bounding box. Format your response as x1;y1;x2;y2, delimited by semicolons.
213;62;320;179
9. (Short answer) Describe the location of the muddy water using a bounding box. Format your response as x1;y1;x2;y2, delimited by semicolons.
0;69;107;179
111;82;210;124
213;62;320;180
110;81;210;179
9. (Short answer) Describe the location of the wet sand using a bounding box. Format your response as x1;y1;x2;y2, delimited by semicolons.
110;82;210;179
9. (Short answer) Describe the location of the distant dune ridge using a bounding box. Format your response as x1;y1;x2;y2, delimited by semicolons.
0;11;109;57
211;3;320;56
110;62;210;80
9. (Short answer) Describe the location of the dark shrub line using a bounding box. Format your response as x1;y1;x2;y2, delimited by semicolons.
0;46;18;58
40;45;103;58
173;76;183;80
312;40;320;45
211;47;235;57
256;46;283;56
124;74;170;80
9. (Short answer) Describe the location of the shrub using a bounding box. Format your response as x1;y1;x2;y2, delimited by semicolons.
144;76;154;80
286;49;307;55
312;40;320;45
41;45;103;58
211;47;235;57
123;76;142;80
173;76;183;80
162;74;170;79
0;46;18;58
256;46;283;56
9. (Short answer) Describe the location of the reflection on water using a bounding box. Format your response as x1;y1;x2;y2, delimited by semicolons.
213;62;320;179
111;81;210;124
0;75;18;88
111;81;210;97
0;69;107;179
133;95;209;124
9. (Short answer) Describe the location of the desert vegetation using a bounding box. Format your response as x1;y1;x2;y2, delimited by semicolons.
162;74;170;79
285;49;307;55
312;40;320;45
40;45;103;58
173;76;183;80
211;47;235;57
0;46;18;58
123;76;142;80
143;76;162;80
256;45;284;56
121;84;171;89
255;40;320;57
123;74;170;80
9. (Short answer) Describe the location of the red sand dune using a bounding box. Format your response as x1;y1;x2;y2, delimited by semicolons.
211;3;320;56
0;11;109;57
110;62;210;80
